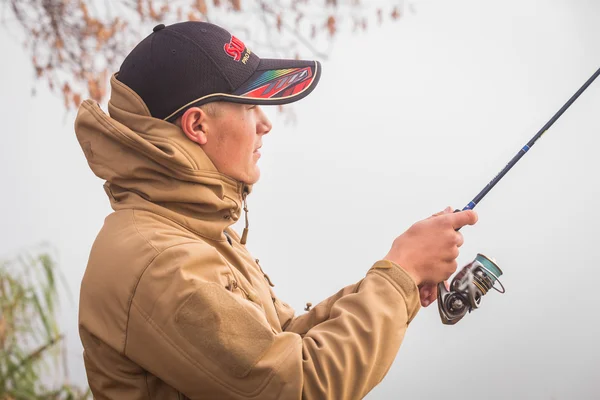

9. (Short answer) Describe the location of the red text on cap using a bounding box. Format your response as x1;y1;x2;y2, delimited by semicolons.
224;36;245;62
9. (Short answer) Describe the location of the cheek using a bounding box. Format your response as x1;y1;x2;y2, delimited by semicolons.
240;121;257;158
223;124;254;164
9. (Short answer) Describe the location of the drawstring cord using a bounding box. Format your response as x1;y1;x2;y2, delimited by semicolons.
255;259;275;287
240;190;249;245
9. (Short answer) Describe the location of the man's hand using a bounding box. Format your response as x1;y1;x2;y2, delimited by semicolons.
418;281;450;307
418;207;460;307
383;206;478;287
418;283;438;307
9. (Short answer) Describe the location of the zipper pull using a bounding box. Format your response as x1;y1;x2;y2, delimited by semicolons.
225;274;259;304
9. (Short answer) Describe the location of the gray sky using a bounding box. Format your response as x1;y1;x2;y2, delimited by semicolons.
1;0;599;398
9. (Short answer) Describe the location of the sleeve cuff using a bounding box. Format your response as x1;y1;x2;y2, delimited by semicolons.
367;260;421;323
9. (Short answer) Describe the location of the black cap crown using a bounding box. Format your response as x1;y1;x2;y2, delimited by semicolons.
117;21;321;121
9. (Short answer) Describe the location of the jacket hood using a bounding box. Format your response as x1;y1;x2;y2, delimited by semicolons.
74;74;253;242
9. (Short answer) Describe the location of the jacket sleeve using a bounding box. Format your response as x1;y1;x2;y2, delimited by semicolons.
280;282;362;336
125;243;421;400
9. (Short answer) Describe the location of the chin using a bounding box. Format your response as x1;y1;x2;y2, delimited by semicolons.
243;168;260;185
246;175;260;185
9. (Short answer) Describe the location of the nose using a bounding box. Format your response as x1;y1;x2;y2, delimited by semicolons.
256;106;272;135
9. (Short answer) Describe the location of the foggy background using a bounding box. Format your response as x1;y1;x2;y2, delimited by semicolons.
1;0;599;398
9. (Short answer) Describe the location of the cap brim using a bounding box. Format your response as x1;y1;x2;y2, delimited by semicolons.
231;59;321;104
164;59;321;121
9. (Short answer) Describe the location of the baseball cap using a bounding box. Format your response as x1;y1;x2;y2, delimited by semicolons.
116;21;322;122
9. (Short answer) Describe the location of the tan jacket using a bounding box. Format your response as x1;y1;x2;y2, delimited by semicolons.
75;75;421;400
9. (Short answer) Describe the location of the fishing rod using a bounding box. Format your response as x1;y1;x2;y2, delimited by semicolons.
437;66;600;325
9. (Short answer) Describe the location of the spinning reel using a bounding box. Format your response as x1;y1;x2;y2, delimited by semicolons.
437;254;505;325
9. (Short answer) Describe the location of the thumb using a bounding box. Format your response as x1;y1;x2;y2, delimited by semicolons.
429;206;453;219
449;209;479;229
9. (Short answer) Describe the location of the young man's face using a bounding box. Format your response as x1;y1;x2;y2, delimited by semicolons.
179;103;273;185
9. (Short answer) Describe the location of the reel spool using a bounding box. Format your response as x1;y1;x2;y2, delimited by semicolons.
437;253;505;325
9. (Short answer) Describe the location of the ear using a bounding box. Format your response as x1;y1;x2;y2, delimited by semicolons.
180;107;209;145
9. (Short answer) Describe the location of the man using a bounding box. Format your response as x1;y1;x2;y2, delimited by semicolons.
75;21;477;399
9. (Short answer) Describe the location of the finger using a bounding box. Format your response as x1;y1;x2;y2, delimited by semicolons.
421;282;441;307
455;231;464;247
428;284;438;304
428;293;437;305
444;259;458;277
420;284;432;307
429;206;453;219
445;247;459;262
448;210;478;230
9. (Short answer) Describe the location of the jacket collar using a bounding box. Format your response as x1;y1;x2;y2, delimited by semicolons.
75;74;253;243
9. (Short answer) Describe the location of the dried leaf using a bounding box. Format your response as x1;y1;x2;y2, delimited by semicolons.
391;6;402;20
326;15;336;36
136;0;144;19
195;0;208;15
230;0;241;11
73;93;82;108
80;0;90;20
188;11;200;21
148;0;159;20
87;78;98;101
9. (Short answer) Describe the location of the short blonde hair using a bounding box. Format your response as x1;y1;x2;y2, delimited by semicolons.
199;102;220;117
173;102;220;126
